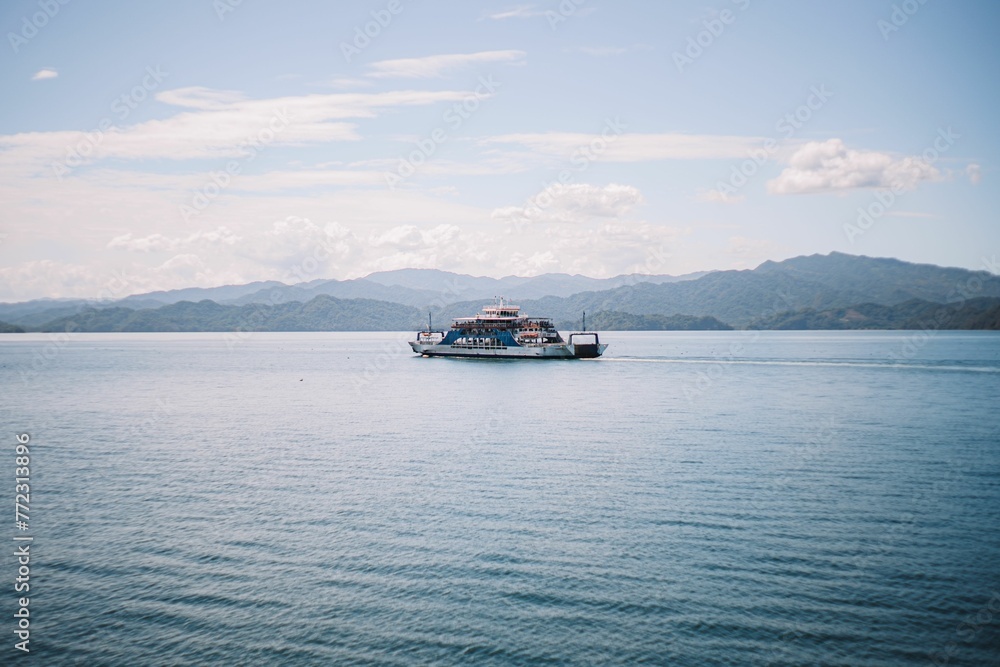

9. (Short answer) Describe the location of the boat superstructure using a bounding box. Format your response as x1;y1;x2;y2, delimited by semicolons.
409;297;607;359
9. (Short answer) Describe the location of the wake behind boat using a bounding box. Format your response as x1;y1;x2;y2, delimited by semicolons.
409;297;607;359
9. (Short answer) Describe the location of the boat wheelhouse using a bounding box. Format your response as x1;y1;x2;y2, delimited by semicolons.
409;297;606;359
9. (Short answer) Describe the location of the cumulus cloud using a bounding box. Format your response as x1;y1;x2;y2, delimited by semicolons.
0;212;694;301
31;68;58;80
247;217;358;272
491;183;644;227
0;256;243;302
361;224;481;274
104;218;360;285
766;139;941;195
367;50;526;79
370;224;460;249
511;219;684;277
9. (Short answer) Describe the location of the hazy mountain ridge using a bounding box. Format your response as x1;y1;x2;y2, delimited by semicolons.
747;297;1000;330
477;253;1000;326
4;253;1000;332
0;269;705;326
35;296;422;333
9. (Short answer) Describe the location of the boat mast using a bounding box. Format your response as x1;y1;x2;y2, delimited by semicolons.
582;311;586;332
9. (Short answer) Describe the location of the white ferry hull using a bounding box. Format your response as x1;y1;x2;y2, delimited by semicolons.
409;341;607;359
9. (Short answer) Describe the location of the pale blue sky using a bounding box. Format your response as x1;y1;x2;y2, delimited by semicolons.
1;0;998;300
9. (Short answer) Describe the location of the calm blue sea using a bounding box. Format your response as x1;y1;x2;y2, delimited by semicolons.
2;331;999;666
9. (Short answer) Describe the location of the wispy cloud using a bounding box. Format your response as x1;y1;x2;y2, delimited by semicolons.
0;87;476;168
767;139;941;195
695;188;745;205
31;68;58;80
578;46;628;56
967;163;982;185
481;131;767;162
367;50;526;78
482;5;546;20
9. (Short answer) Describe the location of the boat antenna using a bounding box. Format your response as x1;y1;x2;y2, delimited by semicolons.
582;311;586;332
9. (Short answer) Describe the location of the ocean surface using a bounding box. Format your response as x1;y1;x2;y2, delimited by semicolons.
2;330;999;666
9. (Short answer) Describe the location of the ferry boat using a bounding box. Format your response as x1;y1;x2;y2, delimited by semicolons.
409;297;607;359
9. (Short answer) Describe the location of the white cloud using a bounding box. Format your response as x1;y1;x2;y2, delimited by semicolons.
155;87;247;110
482;5;546;20
766;139;941;195
362;224;472;273
0;256;244;302
492;183;643;227
367;50;526;79
370;224;460;249
246;217;359;272
695;188;745;205
519;219;685;278
967;163;982;185
481;131;767;162
108;227;242;252
31;69;58;80
0;211;695;300
0;87;476;169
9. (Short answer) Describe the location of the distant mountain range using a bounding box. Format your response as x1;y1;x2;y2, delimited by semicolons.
0;268;706;327
746;297;1000;330
1;253;998;332
28;296;420;333
453;252;1000;327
